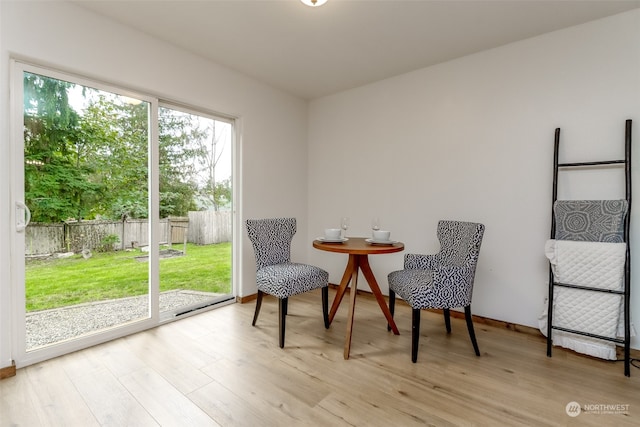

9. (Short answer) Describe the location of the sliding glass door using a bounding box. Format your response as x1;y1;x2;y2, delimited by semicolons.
12;62;235;366
21;68;152;355
157;106;234;319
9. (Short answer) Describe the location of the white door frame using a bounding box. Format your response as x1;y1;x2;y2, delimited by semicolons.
9;60;239;368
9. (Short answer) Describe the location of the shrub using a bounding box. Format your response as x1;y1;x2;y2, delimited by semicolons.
97;233;120;252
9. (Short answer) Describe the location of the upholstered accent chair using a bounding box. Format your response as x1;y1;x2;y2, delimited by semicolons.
387;220;485;362
246;218;330;348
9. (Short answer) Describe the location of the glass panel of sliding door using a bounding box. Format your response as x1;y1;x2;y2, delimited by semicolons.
157;106;233;319
23;71;151;351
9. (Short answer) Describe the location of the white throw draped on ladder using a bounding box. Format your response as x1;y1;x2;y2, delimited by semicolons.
539;239;633;360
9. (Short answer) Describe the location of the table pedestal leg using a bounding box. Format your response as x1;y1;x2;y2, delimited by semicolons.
344;257;360;359
359;256;400;335
329;255;356;324
329;253;400;359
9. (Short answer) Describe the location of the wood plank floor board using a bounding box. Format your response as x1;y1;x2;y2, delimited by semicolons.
188;378;272;427
160;314;217;341
122;329;215;395
23;357;101;426
199;358;338;426
208;336;334;409
147;321;226;368
64;363;159;427
2;288;640;426
315;386;454;427
118;366;219;427
82;337;149;379
390;361;557;427
0;365;43;426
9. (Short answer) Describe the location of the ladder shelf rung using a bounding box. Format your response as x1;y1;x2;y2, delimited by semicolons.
558;159;625;167
551;325;625;344
553;282;625;294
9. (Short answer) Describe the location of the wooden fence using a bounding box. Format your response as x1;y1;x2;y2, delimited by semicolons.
188;211;233;245
25;211;232;256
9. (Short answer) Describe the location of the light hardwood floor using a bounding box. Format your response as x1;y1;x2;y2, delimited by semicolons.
2;288;640;426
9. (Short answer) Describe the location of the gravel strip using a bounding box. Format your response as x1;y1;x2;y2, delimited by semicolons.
26;290;219;350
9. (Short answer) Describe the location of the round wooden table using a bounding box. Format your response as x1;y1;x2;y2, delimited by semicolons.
313;237;404;359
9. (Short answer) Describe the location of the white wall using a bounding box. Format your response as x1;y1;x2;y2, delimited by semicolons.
0;1;309;369
307;10;640;348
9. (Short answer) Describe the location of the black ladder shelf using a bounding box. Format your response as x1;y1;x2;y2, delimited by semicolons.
546;119;633;376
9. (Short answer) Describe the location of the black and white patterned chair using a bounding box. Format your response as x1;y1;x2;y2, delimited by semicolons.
246;218;329;348
387;220;485;362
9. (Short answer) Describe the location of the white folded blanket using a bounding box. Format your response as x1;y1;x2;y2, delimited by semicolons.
541;239;631;360
544;239;625;290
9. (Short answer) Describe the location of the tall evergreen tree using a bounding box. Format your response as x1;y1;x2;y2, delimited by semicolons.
23;72;100;222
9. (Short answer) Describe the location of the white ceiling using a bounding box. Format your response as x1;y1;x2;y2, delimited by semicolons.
76;0;640;100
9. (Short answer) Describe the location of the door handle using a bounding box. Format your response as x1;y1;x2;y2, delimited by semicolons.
16;201;31;232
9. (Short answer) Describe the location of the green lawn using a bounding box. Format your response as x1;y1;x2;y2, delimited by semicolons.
26;242;232;312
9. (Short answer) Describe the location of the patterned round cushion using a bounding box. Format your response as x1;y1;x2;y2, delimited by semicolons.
257;262;328;299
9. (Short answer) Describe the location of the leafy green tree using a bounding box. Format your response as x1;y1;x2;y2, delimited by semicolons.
24;73;229;224
193;121;231;211
214;178;232;210
199;178;231;211
158;107;204;217
76;93;149;220
23;72;101;222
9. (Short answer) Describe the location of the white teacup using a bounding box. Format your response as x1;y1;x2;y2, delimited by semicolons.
324;228;342;240
373;230;391;241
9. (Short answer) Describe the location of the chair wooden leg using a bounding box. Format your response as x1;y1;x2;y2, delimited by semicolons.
279;297;288;348
322;287;330;329
252;290;264;326
412;308;421;363
387;289;395;331
443;308;451;333
282;297;288;316
464;305;480;356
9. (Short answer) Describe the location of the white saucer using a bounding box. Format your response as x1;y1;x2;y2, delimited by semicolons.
365;238;396;245
317;237;348;243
